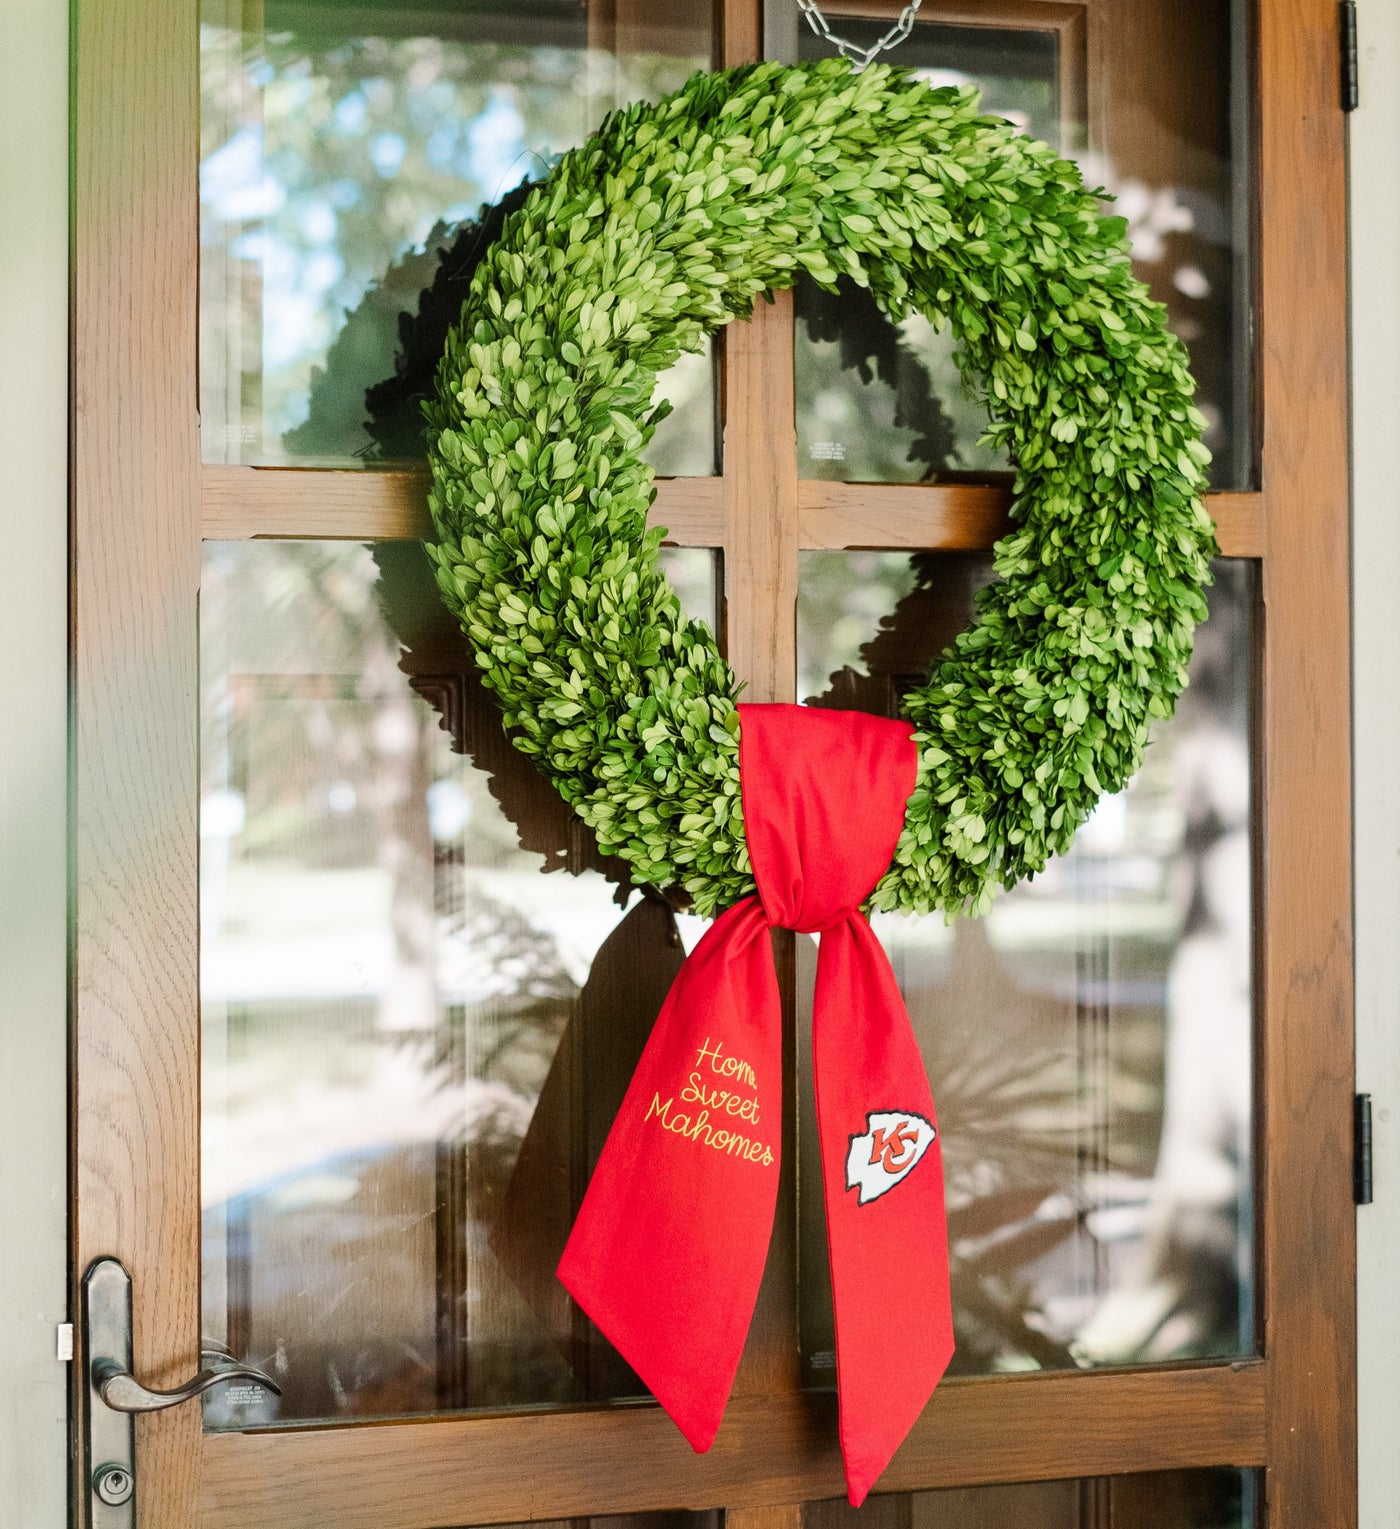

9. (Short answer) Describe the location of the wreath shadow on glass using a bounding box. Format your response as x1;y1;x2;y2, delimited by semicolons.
289;58;1219;1389
301;61;1215;933
421;58;1217;922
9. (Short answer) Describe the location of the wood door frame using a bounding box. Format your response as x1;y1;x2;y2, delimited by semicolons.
71;0;1354;1524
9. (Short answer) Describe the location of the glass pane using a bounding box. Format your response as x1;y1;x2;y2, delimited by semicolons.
200;0;717;473
200;540;718;1427
806;1470;1257;1529
797;553;1254;1378
791;6;1251;490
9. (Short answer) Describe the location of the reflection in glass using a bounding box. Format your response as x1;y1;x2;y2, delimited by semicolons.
806;1469;1256;1529
792;6;1250;489
200;540;717;1427
200;0;716;472
797;553;1254;1378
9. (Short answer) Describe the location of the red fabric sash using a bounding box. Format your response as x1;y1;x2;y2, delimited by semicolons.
558;703;954;1504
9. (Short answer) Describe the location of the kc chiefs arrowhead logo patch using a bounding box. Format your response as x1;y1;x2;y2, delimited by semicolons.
845;1110;937;1205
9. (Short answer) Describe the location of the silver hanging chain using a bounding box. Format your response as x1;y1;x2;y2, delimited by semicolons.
793;0;925;68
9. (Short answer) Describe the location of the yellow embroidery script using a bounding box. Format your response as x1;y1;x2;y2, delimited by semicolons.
644;1037;776;1167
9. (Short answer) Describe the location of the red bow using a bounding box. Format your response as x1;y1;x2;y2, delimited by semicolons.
559;704;953;1504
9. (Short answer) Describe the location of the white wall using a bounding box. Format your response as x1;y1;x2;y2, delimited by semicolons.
0;0;70;1524
1352;4;1400;1527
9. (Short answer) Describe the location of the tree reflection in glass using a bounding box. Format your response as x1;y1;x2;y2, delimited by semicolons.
200;540;716;1427
793;7;1250;489
797;553;1254;1378
200;0;716;471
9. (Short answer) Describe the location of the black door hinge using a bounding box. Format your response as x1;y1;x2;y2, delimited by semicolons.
1340;1;1359;111
1355;1093;1373;1205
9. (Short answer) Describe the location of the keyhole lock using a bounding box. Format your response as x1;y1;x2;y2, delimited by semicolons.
93;1463;134;1506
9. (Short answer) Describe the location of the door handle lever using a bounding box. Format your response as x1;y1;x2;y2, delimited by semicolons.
93;1353;281;1413
81;1256;281;1527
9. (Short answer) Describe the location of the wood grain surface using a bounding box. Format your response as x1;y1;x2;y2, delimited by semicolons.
197;1364;1266;1529
796;485;1263;556
202;469;1263;558
720;294;800;703
728;1503;804;1529
71;0;1355;1524
1256;0;1358;1524
201;467;727;546
72;0;204;1522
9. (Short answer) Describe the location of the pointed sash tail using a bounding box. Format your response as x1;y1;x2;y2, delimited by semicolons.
557;704;954;1501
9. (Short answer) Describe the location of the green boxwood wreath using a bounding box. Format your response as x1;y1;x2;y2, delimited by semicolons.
424;58;1217;920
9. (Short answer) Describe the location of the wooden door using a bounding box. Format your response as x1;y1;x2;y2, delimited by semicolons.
72;0;1354;1525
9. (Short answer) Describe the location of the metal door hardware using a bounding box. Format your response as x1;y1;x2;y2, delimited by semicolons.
1339;2;1359;110
81;1257;281;1528
1355;1093;1374;1205
794;0;924;68
92;1464;134;1508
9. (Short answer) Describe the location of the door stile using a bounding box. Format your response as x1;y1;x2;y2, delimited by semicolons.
727;1502;804;1529
721;0;762;74
72;0;204;1523
718;0;805;1415
721;0;800;710
720;291;800;708
1255;0;1356;1523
